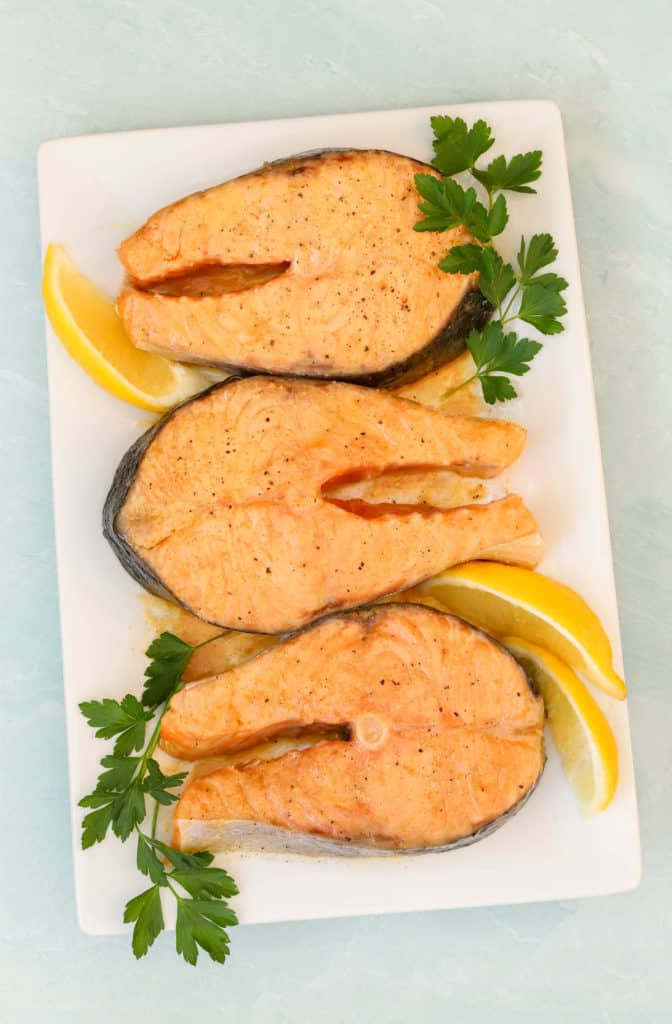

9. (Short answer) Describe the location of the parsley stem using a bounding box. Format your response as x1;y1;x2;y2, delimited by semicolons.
150;796;160;840
192;630;230;651
140;709;169;772
499;284;521;324
129;700;176;794
166;878;181;900
442;372;478;401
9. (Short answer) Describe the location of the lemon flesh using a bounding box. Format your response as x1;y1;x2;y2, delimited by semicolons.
42;244;208;412
421;562;626;699
503;636;618;815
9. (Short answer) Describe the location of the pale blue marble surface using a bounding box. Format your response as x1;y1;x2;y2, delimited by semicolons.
1;1;670;1020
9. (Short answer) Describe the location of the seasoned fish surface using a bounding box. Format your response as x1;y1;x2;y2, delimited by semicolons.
167;604;545;852
117;150;491;386
104;377;541;634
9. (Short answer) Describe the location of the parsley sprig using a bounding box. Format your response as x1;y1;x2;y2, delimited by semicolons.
443;324;541;405
414;116;568;403
79;629;238;964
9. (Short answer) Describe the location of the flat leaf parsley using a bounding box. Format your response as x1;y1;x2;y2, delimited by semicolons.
79;629;238;965
414;117;568;403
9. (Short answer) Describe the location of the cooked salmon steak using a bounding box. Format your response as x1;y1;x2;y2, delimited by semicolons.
166;604;545;852
117;150;491;386
105;376;544;630
104;377;541;634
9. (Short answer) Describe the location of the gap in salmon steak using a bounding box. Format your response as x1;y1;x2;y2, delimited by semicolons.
137;261;291;297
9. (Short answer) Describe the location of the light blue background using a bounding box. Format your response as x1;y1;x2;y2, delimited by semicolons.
2;1;670;1020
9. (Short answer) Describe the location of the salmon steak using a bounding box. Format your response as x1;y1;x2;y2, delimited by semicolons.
117;150;492;386
165;604;546;853
104;377;541;634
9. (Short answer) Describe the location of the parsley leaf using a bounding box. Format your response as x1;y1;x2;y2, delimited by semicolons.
445;180;489;241
473;151;543;194
517;233;558;282
414;175;491;243
96;754;141;792
413;173;461;233
437;242;483;276
136;832;168;886
188;900;238;928
171;868;239;900
112;781;147;840
142;631;194;708
79;695;151;756
481;376;518;404
513;234;569;334
413;173;450;214
78;767;146;846
79;801;115;849
145;631;194;662
477;251;516;309
124;885;165;959
476;327;542;377
430;116;494;175
458;323;542;405
134;834;239;965
149;838;216;871
439;244;516;309
518;283;567;335
487;193;509;237
414;176;506;241
175;902;199;965
176;899;236;966
143;759;188;806
526;272;568;291
150;836;239;965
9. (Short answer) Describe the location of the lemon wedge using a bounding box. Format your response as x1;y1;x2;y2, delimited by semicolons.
42;244;208;412
421;562;626;699
503;636;619;815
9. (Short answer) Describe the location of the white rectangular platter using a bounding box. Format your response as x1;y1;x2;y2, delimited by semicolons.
38;101;640;935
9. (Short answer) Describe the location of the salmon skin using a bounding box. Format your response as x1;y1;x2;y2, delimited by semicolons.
117;149;492;387
103;377;541;634
166;604;545;853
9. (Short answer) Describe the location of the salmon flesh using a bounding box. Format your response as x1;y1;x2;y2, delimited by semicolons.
166;604;546;853
117;150;492;387
103;377;541;634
